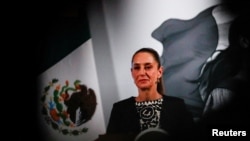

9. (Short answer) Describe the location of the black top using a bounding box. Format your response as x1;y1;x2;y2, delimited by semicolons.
107;95;195;137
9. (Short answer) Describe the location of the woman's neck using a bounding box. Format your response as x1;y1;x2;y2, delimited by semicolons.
136;89;162;102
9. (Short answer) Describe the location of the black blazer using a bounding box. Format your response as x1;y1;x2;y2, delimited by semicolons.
107;95;195;137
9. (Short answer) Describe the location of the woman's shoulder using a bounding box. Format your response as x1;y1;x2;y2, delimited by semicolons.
162;95;185;103
162;95;191;116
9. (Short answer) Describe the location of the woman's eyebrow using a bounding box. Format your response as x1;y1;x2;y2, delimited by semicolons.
133;62;152;65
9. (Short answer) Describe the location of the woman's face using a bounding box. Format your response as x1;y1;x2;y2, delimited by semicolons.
131;52;163;90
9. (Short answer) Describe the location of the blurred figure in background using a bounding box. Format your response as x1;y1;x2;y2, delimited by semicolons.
197;13;250;135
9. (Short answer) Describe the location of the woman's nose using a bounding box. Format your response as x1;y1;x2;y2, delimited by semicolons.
138;68;146;75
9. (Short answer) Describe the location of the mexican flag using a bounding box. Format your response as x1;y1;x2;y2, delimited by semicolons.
36;5;106;141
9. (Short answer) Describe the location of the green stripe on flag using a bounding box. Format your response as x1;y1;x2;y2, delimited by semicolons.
36;5;91;75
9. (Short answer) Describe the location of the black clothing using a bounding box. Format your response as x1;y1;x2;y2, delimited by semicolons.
107;95;195;137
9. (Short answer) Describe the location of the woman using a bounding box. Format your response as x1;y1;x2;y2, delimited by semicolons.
106;47;195;137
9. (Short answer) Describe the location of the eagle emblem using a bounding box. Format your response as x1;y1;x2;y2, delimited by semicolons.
40;78;97;135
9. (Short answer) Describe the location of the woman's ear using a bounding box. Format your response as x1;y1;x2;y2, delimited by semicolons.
158;66;163;78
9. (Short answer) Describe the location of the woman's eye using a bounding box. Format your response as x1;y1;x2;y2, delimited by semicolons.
133;66;140;70
145;66;152;70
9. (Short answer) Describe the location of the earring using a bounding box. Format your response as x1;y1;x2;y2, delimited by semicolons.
157;78;160;83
